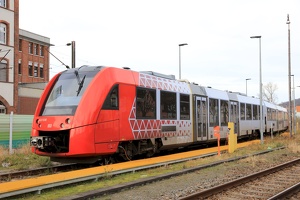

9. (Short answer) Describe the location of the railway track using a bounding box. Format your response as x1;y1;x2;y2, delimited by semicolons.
0;163;80;182
57;147;284;200
181;157;300;199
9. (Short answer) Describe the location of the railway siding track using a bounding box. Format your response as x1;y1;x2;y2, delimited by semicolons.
181;157;300;199
0;163;78;182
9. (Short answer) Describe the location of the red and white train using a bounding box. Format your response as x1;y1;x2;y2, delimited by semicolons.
30;66;288;163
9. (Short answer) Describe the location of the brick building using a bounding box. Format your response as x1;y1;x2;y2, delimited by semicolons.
0;0;51;114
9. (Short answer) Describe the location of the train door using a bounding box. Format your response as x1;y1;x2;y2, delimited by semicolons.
196;96;208;141
230;101;239;135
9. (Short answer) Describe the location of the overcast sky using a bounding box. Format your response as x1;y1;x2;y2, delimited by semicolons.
19;0;300;103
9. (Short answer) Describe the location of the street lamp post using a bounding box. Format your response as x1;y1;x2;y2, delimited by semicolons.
293;75;296;135
179;43;188;79
67;41;76;68
290;75;296;135
246;78;251;96
297;86;300;133
287;14;293;137
250;35;263;144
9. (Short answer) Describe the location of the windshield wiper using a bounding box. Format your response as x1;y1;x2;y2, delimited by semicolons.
74;70;86;96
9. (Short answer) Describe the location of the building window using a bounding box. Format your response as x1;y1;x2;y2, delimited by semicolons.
0;101;6;114
18;59;21;74
40;64;44;78
0;23;6;45
28;62;33;76
29;42;33;54
0;60;7;82
34;63;38;77
40;45;44;56
19;39;22;51
34;44;38;55
136;87;156;119
161;91;176;119
0;0;6;8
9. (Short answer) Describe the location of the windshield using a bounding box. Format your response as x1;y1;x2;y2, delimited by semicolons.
41;66;103;116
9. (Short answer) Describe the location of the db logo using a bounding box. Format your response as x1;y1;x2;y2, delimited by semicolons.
47;124;53;128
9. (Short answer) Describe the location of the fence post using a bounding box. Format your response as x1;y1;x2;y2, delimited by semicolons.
9;111;13;154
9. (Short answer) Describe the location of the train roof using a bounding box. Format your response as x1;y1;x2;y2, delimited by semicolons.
205;87;229;100
189;83;206;96
140;71;176;80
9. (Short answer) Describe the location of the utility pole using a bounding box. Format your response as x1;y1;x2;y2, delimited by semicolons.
67;41;76;68
287;14;292;137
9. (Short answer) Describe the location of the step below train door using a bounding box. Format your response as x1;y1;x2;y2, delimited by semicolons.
230;101;239;136
196;96;208;141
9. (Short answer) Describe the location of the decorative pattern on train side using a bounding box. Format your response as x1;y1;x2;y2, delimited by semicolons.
139;73;190;93
128;73;192;140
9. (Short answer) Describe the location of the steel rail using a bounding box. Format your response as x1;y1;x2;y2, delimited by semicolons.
180;157;300;200
268;181;300;200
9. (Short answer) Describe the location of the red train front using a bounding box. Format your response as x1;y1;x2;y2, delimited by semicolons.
30;66;192;163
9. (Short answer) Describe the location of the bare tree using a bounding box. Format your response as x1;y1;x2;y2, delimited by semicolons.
262;82;278;104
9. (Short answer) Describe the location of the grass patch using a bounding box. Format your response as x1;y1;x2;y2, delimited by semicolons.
0;144;51;171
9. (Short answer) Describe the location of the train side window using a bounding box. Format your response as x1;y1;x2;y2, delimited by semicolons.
102;85;119;110
180;94;190;120
272;109;276;120
240;103;245;120
136;87;156;119
246;104;252;120
253;105;258;120
267;108;271;120
220;100;228;126
161;91;177;119
209;98;219;126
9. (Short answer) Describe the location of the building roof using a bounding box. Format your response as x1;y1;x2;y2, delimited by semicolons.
19;29;52;46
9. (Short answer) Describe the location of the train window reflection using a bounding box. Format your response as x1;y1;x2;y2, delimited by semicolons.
246;104;252;120
161;91;176;120
180;94;190;120
240;103;245;120
209;98;219;126
41;69;97;116
253;105;258;120
136;87;156;119
102;85;119;110
220;100;228;126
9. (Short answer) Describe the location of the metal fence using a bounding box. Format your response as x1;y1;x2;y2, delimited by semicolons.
0;113;33;149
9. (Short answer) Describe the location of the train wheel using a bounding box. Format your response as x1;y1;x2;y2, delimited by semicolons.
253;130;260;139
100;157;117;165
